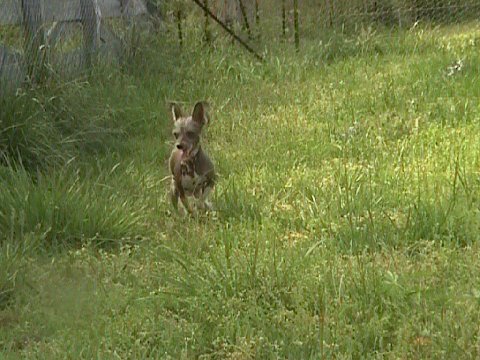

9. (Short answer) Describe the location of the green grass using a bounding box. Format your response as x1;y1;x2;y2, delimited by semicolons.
1;15;480;359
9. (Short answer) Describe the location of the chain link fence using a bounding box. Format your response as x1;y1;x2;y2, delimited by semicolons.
157;0;480;56
1;0;480;93
297;0;480;31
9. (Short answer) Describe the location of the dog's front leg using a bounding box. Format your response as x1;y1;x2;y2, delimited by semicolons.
200;185;214;211
172;179;193;215
180;194;194;214
170;181;179;211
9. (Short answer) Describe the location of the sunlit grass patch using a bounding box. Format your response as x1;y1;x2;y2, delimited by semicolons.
0;165;146;248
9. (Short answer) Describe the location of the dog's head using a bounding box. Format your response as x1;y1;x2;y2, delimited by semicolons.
170;101;209;159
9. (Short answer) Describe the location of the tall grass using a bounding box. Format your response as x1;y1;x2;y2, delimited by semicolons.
0;70;152;334
0;78;123;171
0;164;146;247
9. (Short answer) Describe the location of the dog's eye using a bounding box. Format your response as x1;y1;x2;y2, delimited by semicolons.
173;132;179;139
186;131;196;138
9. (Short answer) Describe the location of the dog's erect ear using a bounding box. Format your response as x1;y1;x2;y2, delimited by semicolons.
192;101;210;126
170;102;184;122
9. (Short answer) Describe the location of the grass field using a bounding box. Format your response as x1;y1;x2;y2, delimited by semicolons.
1;13;480;358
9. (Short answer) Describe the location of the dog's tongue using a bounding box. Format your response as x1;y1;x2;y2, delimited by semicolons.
181;149;189;159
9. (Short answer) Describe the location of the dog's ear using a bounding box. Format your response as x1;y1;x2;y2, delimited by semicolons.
192;101;210;126
170;102;184;122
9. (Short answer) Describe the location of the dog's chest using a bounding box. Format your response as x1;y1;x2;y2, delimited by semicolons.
180;161;205;193
181;171;204;192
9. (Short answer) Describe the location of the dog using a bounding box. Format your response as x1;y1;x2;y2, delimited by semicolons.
169;101;215;214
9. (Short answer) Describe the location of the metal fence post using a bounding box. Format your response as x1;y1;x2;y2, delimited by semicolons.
204;0;212;44
293;0;299;51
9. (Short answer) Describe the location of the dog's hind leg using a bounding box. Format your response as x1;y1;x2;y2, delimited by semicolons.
180;195;193;214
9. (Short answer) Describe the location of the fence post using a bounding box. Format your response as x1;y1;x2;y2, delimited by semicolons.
204;0;212;44
326;0;334;27
21;0;45;83
146;0;163;29
237;0;252;39
254;0;260;39
293;0;299;51
176;10;183;47
80;0;101;69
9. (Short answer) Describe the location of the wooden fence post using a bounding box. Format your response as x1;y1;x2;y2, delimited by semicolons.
21;0;45;83
145;0;163;29
80;0;101;68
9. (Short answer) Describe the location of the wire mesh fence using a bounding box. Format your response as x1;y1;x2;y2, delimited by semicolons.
1;0;480;93
297;0;480;32
139;0;480;56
